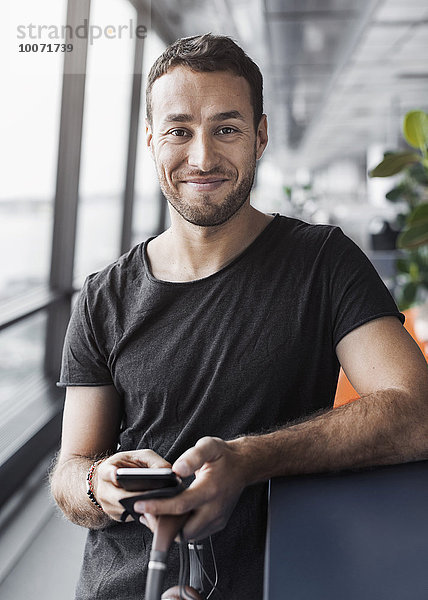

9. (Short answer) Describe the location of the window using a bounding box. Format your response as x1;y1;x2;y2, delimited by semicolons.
74;0;136;282
0;0;163;503
133;31;167;242
0;0;66;475
0;0;66;300
0;314;46;414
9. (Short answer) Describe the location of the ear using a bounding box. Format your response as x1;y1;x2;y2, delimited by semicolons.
145;118;154;159
255;114;268;160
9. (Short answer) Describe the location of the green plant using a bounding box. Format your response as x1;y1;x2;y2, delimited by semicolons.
369;110;428;309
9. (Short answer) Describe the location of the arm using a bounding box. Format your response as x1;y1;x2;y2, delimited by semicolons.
135;317;428;540
50;385;170;529
233;316;428;479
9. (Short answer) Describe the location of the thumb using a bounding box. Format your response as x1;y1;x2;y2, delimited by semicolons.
173;437;224;478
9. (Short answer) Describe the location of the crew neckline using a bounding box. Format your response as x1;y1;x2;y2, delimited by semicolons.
141;213;281;286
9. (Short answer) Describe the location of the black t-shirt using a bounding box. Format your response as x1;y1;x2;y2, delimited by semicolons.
59;215;403;599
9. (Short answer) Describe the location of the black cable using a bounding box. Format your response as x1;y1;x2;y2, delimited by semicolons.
178;531;189;599
188;542;204;593
194;538;223;600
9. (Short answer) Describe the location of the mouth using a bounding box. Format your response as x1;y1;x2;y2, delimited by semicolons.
180;178;229;192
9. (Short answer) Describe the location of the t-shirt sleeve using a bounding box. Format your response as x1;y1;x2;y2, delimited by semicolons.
327;227;404;348
57;277;114;387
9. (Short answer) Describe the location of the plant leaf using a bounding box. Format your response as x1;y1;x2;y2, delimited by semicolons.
369;152;420;177
408;203;428;225
385;181;420;203
398;223;428;249
403;110;428;152
396;258;410;274
385;186;403;201
408;162;428;185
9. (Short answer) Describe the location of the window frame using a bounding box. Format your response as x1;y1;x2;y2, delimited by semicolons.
0;0;160;508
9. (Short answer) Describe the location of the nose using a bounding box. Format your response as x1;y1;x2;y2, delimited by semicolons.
187;131;220;172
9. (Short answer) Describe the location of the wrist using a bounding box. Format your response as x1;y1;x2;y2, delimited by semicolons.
227;436;267;487
86;459;106;512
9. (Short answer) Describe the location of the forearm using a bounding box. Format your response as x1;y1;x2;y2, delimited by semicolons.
136;387;428;541
50;455;112;530
230;388;428;486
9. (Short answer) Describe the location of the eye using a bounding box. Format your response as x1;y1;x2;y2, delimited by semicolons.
169;129;189;137
216;126;237;135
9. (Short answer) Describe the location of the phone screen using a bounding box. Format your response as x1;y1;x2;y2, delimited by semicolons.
116;467;180;491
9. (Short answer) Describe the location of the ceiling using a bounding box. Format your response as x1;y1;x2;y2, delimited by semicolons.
139;0;428;176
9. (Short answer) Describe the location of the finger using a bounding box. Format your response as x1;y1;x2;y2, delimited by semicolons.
173;437;223;477
101;463;120;485
181;505;225;541
131;449;172;468
101;451;172;487
139;515;149;528
139;513;158;532
112;449;172;469
133;485;205;517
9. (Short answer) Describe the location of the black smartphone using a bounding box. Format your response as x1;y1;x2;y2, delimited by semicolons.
116;467;181;492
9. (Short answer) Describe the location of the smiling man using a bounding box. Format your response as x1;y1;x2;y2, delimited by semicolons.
51;34;428;599
147;68;263;229
144;54;271;283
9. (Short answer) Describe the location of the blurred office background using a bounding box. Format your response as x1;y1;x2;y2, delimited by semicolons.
1;0;427;598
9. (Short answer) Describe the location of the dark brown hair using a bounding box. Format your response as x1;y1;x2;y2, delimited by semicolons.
146;33;263;130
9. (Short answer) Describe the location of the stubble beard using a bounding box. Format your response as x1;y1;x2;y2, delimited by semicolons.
156;154;257;228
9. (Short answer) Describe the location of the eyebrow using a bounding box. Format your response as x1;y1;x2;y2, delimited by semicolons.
209;111;246;122
163;110;246;124
164;113;193;123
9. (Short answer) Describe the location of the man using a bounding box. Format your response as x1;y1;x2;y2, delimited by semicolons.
51;33;428;599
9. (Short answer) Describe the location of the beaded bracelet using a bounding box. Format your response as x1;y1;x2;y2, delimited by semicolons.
86;459;105;512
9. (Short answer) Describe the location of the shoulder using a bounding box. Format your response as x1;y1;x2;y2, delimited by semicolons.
82;241;147;306
275;214;338;238
267;216;373;284
273;215;348;254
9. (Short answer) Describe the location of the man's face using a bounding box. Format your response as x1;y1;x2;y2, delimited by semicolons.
146;67;268;227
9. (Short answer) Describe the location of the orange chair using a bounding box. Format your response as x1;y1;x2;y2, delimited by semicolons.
334;309;427;408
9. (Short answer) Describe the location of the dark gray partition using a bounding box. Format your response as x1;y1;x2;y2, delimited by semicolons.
264;460;428;600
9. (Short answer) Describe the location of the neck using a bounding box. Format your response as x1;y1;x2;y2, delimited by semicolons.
147;203;273;282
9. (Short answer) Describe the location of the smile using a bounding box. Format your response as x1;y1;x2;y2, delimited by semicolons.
181;179;228;192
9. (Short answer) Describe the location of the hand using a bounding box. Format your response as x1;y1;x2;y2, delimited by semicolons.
133;437;248;540
93;449;170;527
